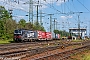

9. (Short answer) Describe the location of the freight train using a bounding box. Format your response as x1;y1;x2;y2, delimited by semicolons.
13;29;60;42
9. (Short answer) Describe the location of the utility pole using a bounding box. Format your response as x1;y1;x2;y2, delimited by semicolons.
77;12;83;38
48;14;54;32
53;18;57;38
53;18;57;31
40;10;45;26
40;10;42;26
56;21;58;30
72;12;83;38
35;5;42;25
54;19;55;31
34;0;42;25
36;5;39;25
78;14;80;37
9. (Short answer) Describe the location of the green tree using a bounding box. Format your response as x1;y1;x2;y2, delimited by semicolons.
0;6;10;39
0;6;16;39
18;19;26;29
0;20;5;38
6;19;17;38
54;30;69;37
25;22;33;29
0;6;10;20
33;22;45;31
54;30;59;34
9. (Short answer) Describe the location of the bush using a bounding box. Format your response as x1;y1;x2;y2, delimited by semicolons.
83;55;90;60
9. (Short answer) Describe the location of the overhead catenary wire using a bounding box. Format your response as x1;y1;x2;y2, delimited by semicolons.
2;0;89;26
43;0;63;14
3;0;28;13
77;0;90;13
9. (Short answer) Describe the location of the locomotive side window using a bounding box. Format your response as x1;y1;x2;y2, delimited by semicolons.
27;31;34;38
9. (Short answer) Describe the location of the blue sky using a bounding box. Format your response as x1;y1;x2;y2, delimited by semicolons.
0;0;90;35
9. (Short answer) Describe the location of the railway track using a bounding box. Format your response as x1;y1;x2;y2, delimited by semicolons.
0;40;75;55
0;41;59;55
0;40;90;60
21;41;90;60
35;44;90;60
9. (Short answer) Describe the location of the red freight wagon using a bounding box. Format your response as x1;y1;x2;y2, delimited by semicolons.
37;30;42;38
37;30;46;40
46;32;52;40
41;31;46;39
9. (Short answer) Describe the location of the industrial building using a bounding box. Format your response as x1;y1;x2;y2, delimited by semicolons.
69;28;87;39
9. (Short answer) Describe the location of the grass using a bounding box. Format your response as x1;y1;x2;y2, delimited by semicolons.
82;50;90;60
71;50;90;60
71;39;83;42
0;39;14;44
83;56;90;60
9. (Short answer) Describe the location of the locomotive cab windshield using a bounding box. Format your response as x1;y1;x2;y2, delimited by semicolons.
14;29;23;42
14;30;22;35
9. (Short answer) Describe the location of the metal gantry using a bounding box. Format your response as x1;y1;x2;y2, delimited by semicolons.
53;18;57;31
29;0;33;24
48;14;54;32
70;12;83;37
40;10;45;26
77;12;83;37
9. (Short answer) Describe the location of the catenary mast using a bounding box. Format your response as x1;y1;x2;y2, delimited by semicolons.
29;0;33;24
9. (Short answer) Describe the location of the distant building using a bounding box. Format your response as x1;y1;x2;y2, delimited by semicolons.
69;28;87;39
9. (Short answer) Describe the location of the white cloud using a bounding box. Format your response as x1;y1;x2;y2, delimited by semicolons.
13;15;25;19
0;0;67;21
13;15;25;22
0;0;66;12
0;0;28;11
56;0;68;6
67;15;73;18
61;15;73;20
17;15;25;18
61;16;67;20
